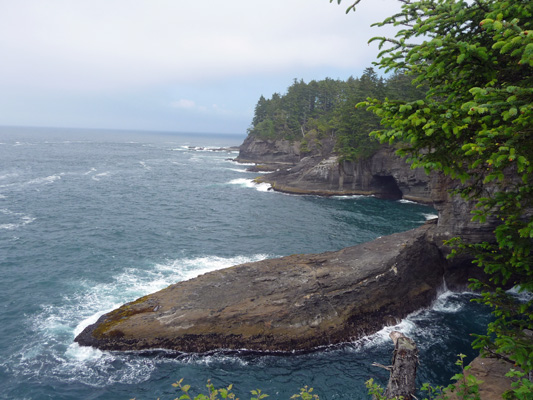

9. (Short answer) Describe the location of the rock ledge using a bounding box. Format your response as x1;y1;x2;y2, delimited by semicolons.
75;222;446;352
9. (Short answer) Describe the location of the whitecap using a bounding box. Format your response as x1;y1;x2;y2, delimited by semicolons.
507;286;533;302
430;290;467;313
225;168;252;173
65;343;104;362
349;289;474;351
83;168;97;175
139;161;151;170
230;161;256;166
2;253;274;388
169;146;189;151
26;174;62;186
398;199;418;204
227;178;272;192
0;173;19;180
331;195;367;200
351;318;418;350
422;213;438;220
0;208;36;230
92;172;110;181
64;343;104;363
181;353;249;367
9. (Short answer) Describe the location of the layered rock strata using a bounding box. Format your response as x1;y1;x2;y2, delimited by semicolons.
75;222;446;352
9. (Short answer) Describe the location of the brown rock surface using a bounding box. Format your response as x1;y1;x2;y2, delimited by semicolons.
75;222;446;352
447;357;518;400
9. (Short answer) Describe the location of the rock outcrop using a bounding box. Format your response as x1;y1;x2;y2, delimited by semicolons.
236;135;302;165
75;221;447;352
75;137;499;353
258;149;435;203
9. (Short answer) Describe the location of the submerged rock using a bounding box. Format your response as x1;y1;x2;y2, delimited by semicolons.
75;221;446;352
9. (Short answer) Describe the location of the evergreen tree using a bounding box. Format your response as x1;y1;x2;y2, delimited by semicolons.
334;0;532;390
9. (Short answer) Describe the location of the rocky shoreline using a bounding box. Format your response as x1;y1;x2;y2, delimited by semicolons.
75;221;449;352
75;137;494;352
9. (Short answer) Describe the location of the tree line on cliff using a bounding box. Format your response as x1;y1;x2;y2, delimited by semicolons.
247;69;426;162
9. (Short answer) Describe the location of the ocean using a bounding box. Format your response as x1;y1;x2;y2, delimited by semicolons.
0;126;491;399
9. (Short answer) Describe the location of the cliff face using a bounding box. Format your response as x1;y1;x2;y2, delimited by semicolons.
236;135;301;164
239;137;495;239
258;148;435;203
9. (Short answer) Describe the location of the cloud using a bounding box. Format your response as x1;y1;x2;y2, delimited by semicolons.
0;0;401;94
0;0;403;132
170;100;235;116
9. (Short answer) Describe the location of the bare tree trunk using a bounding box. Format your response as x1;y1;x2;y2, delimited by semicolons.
384;331;419;400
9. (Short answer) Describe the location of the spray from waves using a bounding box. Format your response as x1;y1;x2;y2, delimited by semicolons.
348;290;476;352
4;254;270;387
227;178;272;192
507;286;533;302
422;213;438;220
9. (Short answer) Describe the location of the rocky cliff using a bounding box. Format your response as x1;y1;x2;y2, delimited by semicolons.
236;135;302;165
240;137;496;242
75;137;497;352
75;222;447;352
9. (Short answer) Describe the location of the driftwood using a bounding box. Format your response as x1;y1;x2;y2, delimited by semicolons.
376;331;419;400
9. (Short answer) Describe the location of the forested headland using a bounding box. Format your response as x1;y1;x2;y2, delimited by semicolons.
247;68;425;162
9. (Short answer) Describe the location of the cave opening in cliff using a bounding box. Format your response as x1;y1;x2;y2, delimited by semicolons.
373;175;403;200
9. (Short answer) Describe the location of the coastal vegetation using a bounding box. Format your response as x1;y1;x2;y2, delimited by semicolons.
247;69;426;162
340;0;532;397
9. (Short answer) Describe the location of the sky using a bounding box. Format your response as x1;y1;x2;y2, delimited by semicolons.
0;0;402;135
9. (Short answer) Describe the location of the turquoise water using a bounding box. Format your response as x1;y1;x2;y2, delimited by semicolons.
0;126;490;399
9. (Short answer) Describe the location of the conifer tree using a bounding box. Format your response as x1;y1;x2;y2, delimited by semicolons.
333;0;532;388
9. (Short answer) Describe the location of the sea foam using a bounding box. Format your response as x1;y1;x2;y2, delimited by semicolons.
0;208;36;230
228;178;272;192
8;254;271;387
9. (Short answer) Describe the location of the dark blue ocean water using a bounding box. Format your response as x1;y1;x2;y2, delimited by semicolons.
0;126;491;399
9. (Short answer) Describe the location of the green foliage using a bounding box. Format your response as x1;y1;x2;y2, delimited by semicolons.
504;369;533;400
365;378;393;399
247;69;426;162
290;386;320;400
171;378;238;400
344;0;532;394
147;379;320;400
447;354;483;400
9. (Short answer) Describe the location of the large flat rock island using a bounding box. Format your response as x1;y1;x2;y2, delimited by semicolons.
75;221;446;352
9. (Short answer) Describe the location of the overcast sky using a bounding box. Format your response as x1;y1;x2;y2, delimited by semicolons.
0;0;401;135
